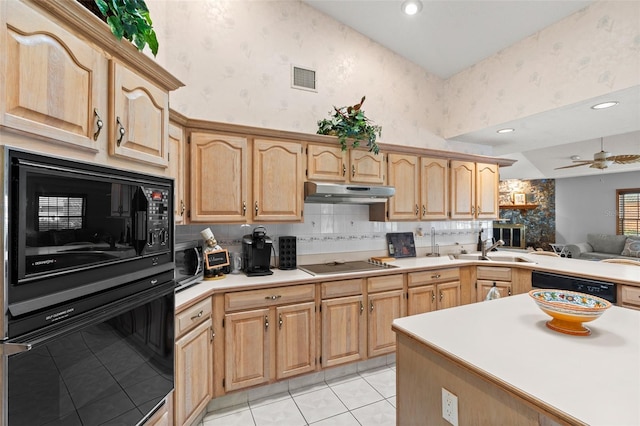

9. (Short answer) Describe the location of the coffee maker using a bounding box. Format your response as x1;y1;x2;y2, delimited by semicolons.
242;226;273;276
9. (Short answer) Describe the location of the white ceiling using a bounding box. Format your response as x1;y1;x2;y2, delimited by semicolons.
303;0;640;179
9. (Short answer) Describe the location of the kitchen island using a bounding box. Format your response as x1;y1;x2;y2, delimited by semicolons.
392;293;640;426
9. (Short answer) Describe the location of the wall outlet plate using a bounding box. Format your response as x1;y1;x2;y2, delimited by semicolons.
442;388;459;426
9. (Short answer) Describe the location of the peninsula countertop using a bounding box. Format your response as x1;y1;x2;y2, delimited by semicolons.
392;293;640;425
175;252;640;311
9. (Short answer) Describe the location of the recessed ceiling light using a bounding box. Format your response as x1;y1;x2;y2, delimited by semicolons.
496;128;515;134
591;101;619;110
401;0;422;15
570;155;581;161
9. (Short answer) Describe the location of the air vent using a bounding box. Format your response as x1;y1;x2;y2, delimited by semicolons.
292;65;316;92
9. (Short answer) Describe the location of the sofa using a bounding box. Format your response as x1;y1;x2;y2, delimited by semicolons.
566;233;640;260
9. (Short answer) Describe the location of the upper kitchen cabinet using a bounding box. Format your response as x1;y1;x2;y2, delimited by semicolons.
169;114;188;224
109;61;169;168
190;132;249;223
1;0;107;152
450;161;499;220
387;153;420;220
253;139;304;222
306;143;385;184
420;157;449;220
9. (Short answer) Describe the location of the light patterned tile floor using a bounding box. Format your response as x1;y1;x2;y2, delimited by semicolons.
201;365;396;426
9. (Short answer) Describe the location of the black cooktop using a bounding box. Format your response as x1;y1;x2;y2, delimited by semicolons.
298;260;397;276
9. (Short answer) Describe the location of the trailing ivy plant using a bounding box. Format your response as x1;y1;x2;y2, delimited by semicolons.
94;0;159;56
317;96;382;154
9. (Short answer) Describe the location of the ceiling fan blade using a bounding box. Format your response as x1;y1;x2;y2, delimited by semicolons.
554;161;592;170
610;154;640;164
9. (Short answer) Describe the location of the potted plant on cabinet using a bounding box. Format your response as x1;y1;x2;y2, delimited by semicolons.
79;0;159;56
317;96;382;154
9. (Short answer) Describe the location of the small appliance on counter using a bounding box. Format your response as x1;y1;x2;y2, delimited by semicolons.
243;226;274;276
174;239;204;291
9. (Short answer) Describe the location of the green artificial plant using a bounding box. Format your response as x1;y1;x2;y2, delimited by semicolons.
94;0;159;56
317;96;382;154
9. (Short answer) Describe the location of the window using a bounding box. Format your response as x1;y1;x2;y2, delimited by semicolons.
38;195;85;231
617;188;640;236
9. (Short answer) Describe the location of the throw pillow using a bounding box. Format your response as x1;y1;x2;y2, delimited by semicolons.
621;237;640;257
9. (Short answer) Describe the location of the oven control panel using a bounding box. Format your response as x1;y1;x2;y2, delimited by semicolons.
142;187;171;253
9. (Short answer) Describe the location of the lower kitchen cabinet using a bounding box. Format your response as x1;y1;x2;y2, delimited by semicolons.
407;269;461;315
476;266;512;302
223;285;316;392
367;275;405;357
174;298;213;426
321;279;366;368
620;285;640;310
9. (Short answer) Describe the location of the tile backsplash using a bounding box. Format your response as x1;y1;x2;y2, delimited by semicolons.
176;203;493;260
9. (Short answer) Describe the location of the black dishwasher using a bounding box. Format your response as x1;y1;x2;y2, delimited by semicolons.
531;271;616;303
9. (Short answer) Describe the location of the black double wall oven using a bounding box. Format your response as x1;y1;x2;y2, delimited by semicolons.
1;148;175;425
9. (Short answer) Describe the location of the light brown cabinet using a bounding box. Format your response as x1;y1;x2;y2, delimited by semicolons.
450;161;499;220
109;61;170;167
168;120;187;224
306;144;385;184
223;285;316;392
367;274;405;357
320;279;366;368
189;132;249;223
476;266;512;302
174;298;213;426
2;0;106;152
407;269;461;315
420;157;449;220
387;154;420;220
253;139;304;222
619;285;640;310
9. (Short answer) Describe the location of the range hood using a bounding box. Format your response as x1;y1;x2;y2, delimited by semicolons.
304;182;395;204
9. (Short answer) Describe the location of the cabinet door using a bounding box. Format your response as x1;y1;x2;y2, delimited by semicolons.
407;285;436;316
368;290;405;357
387;154;419;220
2;0;106;152
110;61;169;167
175;319;213;426
307;144;346;182
477;280;511;302
349;150;385;184
276;302;316;379
436;281;461;310
321;295;365;368
224;309;270;391
169;122;187;224
476;163;499;219
450;161;475;219
253;139;303;222
190;132;249;223
420;157;449;220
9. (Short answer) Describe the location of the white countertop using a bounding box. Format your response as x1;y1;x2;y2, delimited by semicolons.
392;294;640;425
175;252;640;311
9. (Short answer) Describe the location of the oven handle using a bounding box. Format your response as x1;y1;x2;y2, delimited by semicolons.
2;281;174;353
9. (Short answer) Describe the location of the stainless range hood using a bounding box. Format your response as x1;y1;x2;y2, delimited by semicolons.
304;181;395;204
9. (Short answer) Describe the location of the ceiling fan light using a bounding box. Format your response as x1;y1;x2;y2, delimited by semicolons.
496;128;515;134
401;0;422;15
591;101;619;110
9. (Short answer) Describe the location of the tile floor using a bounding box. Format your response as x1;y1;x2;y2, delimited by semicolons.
200;365;397;426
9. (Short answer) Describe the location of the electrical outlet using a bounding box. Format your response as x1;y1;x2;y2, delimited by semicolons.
442;388;459;426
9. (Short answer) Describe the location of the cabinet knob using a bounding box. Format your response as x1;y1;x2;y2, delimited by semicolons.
265;295;282;301
352;164;356;178
264;316;269;330
343;164;346;177
116;116;126;146
422;205;426;216
360;301;364;314
93;108;103;141
440;291;444;301
278;313;283;329
190;310;203;320
180;200;185;216
431;290;435;303
431;274;441;279
415;204;419;216
242;201;247;215
370;301;374;313
255;201;259;215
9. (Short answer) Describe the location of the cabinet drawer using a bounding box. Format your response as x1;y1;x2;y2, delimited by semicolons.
408;268;460;287
225;284;315;311
621;285;640;308
477;266;512;281
176;298;212;337
321;279;363;299
367;274;404;293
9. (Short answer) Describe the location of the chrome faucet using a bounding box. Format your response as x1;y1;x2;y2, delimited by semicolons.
481;239;505;260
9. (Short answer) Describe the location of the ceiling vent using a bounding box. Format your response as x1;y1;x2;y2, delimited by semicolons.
291;65;316;92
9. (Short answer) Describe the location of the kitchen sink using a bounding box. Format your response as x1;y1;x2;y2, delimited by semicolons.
449;253;535;263
298;260;398;276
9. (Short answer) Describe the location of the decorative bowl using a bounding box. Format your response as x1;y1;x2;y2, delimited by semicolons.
528;289;612;336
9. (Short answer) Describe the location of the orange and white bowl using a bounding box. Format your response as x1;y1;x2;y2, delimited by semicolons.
529;289;611;336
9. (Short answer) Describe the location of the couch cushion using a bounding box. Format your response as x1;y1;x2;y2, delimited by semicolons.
587;233;627;254
621;237;640;257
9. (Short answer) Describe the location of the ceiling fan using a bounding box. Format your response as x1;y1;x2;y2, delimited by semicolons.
555;138;640;170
